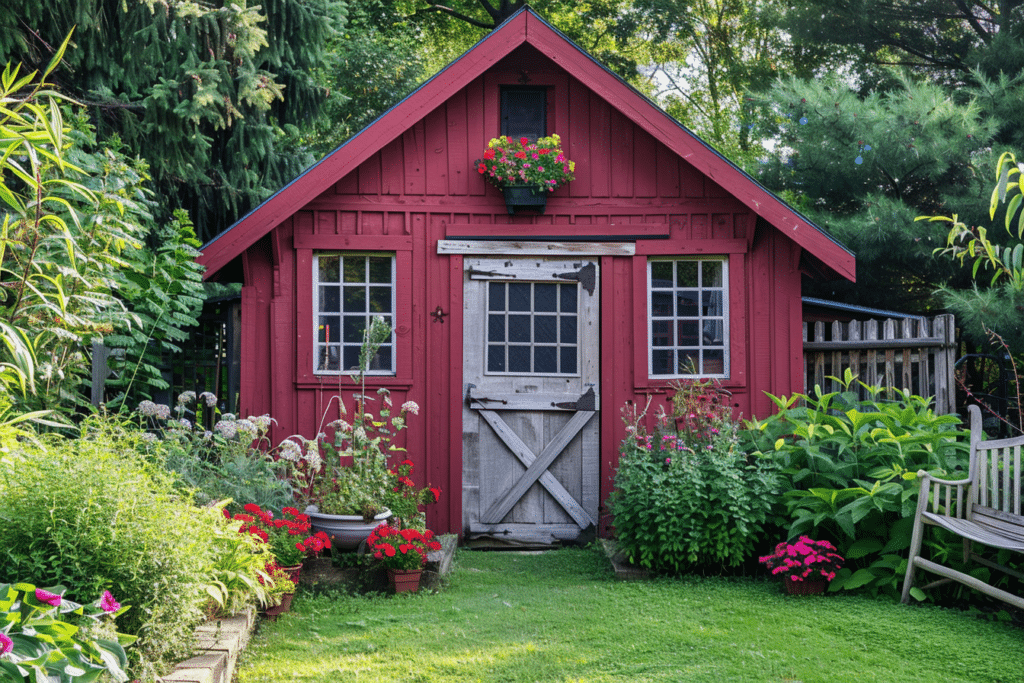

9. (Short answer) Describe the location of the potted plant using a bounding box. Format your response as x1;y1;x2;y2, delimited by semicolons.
367;523;443;593
260;563;297;620
230;504;331;582
758;536;845;595
277;317;439;549
474;134;576;214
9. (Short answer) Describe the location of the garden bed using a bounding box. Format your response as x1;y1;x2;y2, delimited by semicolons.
158;608;256;683
299;534;459;592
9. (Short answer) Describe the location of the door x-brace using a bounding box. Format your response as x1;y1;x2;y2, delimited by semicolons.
474;408;596;528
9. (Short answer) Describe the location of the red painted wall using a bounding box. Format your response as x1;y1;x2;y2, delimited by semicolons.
236;52;807;536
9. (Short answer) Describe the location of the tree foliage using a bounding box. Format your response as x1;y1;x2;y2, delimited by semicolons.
0;0;343;244
754;74;999;313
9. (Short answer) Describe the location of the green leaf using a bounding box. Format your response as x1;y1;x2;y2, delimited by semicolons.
842;569;877;590
845;537;883;559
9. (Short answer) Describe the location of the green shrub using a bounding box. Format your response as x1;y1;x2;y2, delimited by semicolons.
0;416;251;679
740;371;971;598
609;380;781;574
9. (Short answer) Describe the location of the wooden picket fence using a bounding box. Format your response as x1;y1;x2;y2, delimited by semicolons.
802;314;957;414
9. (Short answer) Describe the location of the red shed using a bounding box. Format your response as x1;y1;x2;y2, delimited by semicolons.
198;8;855;544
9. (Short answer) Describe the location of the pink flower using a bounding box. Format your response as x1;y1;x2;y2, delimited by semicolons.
100;590;121;613
35;589;62;606
0;633;11;656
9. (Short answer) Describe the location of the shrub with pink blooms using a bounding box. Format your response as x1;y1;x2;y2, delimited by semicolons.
759;537;845;584
608;378;781;574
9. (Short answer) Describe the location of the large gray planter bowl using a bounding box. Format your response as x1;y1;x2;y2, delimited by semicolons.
304;506;392;551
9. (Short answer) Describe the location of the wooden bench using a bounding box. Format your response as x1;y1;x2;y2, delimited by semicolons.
901;404;1024;609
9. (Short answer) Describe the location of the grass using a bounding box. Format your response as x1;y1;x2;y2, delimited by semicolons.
236;548;1024;683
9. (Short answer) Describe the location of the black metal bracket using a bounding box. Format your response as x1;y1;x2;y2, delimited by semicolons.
552;387;596;411
467;268;511;278
466;383;508;406
554;262;596;295
431;306;449;323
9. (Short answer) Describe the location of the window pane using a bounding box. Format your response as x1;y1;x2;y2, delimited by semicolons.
371;346;392;372
651;320;672;347
678;320;698;345
318;346;339;371
678;350;700;375
651;261;673;286
677;292;699;317
508;346;530;372
488;345;506;372
488;314;505;342
703;261;723;287
369;286;392;313
319;256;340;283
702;291;722;316
560;316;577;344
489;282;505;312
560;285;577;313
560;347;577;375
534;346;557;374
676;261;699;287
535;315;556;344
319;316;340;342
319;285;340;313
343;258;364;283
508;283;531;311
368;256;391;283
651;292;673;317
343;346;361;371
651;349;673;375
703;320;724;345
343;316;364;343
703;349;725;375
535;283;557;312
343;286;366;312
509;315;531;342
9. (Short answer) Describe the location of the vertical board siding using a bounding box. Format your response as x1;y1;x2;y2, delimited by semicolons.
239;65;818;537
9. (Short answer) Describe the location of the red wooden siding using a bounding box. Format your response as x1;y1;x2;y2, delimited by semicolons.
233;64;811;536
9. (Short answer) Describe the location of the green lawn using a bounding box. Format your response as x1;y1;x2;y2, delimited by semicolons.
236;548;1024;683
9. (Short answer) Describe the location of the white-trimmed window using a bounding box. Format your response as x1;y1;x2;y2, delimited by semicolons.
649;258;728;377
314;253;395;374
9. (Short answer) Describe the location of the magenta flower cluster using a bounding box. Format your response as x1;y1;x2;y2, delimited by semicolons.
759;536;844;583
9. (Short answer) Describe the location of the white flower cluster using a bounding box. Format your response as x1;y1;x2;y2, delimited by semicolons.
250;414;275;435
199;391;218;407
401;401;420;415
177;391;196;405
303;438;323;470
214;420;238;439
138;401;171;419
235;419;258;441
278;439;303;462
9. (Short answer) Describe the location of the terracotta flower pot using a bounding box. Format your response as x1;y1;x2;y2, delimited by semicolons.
387;568;423;594
264;592;294;620
281;564;302;584
784;579;828;595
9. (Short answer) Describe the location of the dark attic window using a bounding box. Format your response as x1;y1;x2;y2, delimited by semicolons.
501;87;546;141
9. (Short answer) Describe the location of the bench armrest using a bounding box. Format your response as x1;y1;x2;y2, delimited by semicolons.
916;469;971;487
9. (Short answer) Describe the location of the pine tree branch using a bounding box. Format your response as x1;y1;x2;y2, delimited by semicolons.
952;0;992;43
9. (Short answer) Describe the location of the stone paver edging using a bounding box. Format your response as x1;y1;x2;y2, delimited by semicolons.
158;608;255;683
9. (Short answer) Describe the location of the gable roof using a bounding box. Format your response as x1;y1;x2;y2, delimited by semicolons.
199;7;855;282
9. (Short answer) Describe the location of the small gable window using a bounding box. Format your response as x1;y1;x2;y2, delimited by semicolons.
501;87;546;141
314;253;395;375
648;258;729;378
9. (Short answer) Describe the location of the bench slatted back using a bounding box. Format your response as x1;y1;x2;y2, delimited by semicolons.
970;431;1023;525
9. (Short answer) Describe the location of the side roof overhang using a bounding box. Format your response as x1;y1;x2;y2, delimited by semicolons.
199;7;855;283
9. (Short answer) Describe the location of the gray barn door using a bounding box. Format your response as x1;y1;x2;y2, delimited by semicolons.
462;256;600;544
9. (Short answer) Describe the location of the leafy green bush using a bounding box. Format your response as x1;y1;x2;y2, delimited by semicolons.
0;582;135;682
741;371;971;598
0;415;255;679
609;381;781;574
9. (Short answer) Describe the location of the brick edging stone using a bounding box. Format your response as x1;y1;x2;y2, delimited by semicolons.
157;607;256;683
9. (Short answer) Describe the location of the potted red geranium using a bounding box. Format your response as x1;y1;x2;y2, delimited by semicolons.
759;536;844;595
367;523;443;593
231;504;331;583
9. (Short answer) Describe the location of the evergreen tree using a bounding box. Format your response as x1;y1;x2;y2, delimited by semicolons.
0;0;344;243
755;75;999;313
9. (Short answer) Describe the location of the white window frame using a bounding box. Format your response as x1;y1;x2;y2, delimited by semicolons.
313;253;396;376
647;256;729;379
